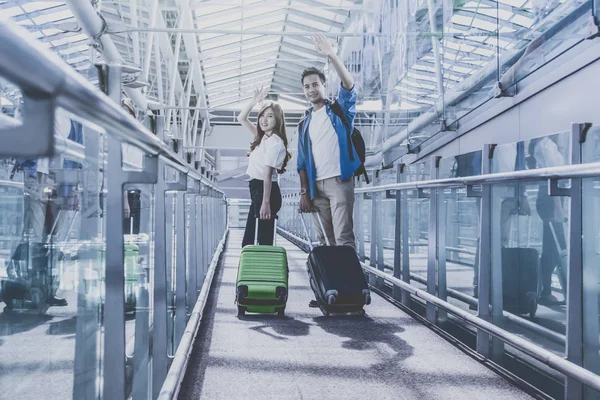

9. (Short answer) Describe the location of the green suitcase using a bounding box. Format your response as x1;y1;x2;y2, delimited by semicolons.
236;218;288;316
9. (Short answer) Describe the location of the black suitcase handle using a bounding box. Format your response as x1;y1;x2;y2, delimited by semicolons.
254;215;278;246
298;210;330;249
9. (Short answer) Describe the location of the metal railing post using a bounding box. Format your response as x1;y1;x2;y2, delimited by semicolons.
564;123;590;399
174;177;189;350
426;158;440;324
186;179;200;310
393;164;404;302
369;172;379;286
474;144;493;358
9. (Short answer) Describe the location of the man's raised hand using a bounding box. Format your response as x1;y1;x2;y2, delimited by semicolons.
312;33;335;57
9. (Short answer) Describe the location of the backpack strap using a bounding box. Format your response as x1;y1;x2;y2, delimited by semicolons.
329;101;355;162
297;110;310;160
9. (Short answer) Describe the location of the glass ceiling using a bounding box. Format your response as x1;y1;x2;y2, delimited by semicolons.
0;0;590;124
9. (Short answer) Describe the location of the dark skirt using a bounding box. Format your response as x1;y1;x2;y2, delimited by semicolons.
241;179;282;247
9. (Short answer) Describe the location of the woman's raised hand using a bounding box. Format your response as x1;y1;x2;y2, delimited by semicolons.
253;85;269;104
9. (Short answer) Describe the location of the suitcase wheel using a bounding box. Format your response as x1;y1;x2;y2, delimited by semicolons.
327;294;336;305
319;305;330;317
277;307;285;317
364;293;371;306
237;286;248;303
237;306;246;316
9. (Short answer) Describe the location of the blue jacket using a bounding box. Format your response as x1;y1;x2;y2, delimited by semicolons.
297;83;361;200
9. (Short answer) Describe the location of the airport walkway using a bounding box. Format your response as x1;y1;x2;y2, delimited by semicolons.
178;230;533;400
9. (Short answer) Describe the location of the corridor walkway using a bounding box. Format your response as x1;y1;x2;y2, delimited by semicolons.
179;230;533;400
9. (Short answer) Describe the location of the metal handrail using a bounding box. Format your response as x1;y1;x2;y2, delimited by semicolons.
354;161;600;194
0;17;223;195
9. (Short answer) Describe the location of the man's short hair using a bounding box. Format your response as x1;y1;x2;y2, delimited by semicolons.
301;67;326;85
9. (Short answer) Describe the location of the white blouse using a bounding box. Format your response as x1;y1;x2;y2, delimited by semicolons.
246;134;287;181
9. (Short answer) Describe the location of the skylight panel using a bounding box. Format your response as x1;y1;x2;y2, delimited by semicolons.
498;0;527;7
196;12;242;28
401;86;430;96
51;33;87;47
211;96;254;108
244;15;285;30
32;9;73;25
205;64;275;83
443;41;476;53
42;28;62;36
477;8;513;21
452;14;474;27
473;47;495;56
286;15;332;32
66;54;88;64
58;44;88;55
21;2;65;12
511;14;534;28
407;71;436;81
4;7;26;18
448;64;473;74
498;25;516;33
208;71;274;91
470;18;498;31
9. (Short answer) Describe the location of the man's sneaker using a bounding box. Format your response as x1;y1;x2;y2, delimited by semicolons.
309;300;319;308
48;296;68;307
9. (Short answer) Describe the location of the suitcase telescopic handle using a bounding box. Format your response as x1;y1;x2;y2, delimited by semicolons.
254;215;278;246
298;210;330;249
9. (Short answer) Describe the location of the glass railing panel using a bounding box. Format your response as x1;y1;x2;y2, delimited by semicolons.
582;126;600;398
488;132;571;356
438;151;482;313
0;117;105;399
401;161;431;292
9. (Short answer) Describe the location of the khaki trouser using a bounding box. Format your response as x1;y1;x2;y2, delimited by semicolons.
311;176;355;248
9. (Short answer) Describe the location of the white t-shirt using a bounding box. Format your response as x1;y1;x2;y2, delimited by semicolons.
308;106;341;180
246;134;287;181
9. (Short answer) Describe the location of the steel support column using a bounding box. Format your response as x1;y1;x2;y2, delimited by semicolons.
393;164;404;302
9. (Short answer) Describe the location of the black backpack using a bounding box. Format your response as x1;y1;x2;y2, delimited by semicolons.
298;101;369;184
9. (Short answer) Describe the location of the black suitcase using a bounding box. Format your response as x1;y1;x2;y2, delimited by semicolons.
300;212;371;316
501;247;540;318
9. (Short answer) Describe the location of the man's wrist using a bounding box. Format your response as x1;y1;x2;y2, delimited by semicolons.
299;188;308;196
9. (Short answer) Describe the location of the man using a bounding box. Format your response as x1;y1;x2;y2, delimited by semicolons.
297;34;361;249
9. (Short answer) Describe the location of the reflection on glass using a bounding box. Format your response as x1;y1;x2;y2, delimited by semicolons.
402;162;430;292
437;152;482;312
489;133;570;356
0;120;104;398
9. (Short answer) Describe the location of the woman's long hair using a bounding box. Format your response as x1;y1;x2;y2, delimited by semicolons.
248;102;292;174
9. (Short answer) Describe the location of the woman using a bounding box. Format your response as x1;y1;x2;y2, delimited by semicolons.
238;86;291;247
